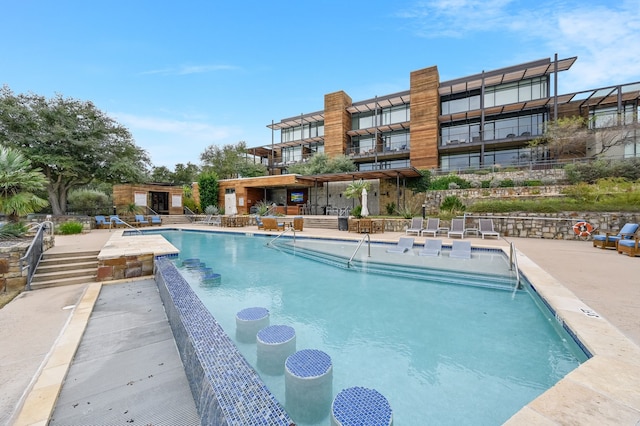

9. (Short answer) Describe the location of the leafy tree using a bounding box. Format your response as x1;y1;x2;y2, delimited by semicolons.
343;179;371;208
198;172;219;210
173;162;201;185
529;116;591;160
200;141;266;179
0;146;49;222
287;153;356;175
150;166;173;183
67;189;111;215
0;86;150;215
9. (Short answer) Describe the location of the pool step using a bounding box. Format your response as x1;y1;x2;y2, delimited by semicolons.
271;242;517;291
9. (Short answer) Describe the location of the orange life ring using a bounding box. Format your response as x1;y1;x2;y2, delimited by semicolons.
573;221;593;237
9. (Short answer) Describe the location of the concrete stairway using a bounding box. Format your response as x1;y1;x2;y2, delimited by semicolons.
302;216;339;230
157;215;192;225
30;251;99;289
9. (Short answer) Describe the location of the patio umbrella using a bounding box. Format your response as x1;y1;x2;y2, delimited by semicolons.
361;187;370;217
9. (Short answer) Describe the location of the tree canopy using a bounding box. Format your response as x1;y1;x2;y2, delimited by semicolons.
150;162;201;186
200;141;267;179
0;86;150;214
287;153;356;175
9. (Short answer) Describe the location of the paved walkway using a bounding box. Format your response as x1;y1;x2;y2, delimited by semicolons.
2;224;639;425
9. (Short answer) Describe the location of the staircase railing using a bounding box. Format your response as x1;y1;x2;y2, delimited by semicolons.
183;206;197;222
266;227;296;246
20;221;53;291
509;242;521;291
347;233;371;268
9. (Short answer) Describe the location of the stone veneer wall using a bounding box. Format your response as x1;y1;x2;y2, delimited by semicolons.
1;235;55;290
154;258;293;425
97;253;155;281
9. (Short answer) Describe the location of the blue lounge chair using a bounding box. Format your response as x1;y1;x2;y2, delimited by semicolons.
110;215;127;228
134;214;149;226
617;236;640;257
419;239;442;256
592;223;638;249
95;215;111;229
150;215;162;225
387;237;414;253
256;216;264;230
449;240;472;259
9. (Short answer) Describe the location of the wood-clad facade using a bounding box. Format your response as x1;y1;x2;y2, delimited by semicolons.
409;66;440;169
324;91;352;157
113;184;184;215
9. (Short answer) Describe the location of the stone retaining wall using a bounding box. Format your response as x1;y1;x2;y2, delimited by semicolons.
97;253;155;281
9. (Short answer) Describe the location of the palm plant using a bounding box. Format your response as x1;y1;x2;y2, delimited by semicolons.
343;179;371;209
0;146;49;222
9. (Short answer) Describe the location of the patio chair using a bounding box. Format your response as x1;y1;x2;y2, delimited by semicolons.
617;235;640;257
262;217;284;231
449;240;472;259
256;216;264;230
421;218;440;237
95;215;111;229
418;239;442;256
195;214;213;224
406;217;424;235
448;218;466;239
134;214;149;226
479;219;499;239
110;215;127;228
386;237;414;254
293;216;304;231
592;223;639;249
150;215;162;225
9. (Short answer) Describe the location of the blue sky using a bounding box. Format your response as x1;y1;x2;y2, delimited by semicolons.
2;0;639;168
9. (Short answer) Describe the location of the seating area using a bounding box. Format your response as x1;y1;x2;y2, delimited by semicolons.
592;223;639;249
421;218;441;237
406;217;423;236
479;219;500;239
386;237;415;253
261;217;284;231
447;219;466;239
617;236;640;257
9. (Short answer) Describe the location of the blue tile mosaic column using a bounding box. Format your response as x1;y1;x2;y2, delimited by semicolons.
257;325;296;375
236;306;270;343
285;349;333;423
331;386;393;426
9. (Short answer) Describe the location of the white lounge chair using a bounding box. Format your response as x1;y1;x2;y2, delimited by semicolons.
421;218;440;237
449;240;472;259
448;218;466;239
387;237;415;253
418;239;442;256
479;219;499;239
406;217;424;235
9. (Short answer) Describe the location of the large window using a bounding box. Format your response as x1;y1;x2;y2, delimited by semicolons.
441;113;545;146
352;104;410;130
281;121;324;143
358;159;410;171
440;146;549;171
589;104;637;129
484;77;547;107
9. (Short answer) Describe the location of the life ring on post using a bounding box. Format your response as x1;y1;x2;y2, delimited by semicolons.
573;221;594;238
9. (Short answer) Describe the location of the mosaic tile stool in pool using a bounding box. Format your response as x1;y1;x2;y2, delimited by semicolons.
235;307;269;343
257;325;296;375
285;349;333;423
331;386;393;426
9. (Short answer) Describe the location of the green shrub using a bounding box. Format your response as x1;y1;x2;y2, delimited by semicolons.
480;180;491;188
58;221;84;235
499;179;514;187
440;195;465;214
0;222;28;239
204;205;219;215
523;180;542;187
183;197;200;214
67;189;111;216
385;202;396;215
351;205;362;218
429;175;471;190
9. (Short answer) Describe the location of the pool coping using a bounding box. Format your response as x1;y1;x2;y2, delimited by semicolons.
14;226;640;424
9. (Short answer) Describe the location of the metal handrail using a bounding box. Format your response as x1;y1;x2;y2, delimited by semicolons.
266;227;296;246
183;206;196;222
116;218;142;234
20;221;54;291
509;242;521;290
347;233;371;267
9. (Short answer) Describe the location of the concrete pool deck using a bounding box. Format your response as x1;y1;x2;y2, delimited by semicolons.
3;222;640;425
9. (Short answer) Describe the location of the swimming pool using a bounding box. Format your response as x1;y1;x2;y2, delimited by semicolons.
161;230;587;425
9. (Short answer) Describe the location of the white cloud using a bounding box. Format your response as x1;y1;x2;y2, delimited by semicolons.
397;0;640;89
140;64;240;76
111;112;239;167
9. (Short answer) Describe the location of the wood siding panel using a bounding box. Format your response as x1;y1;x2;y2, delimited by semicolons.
324;91;352;158
410;66;440;169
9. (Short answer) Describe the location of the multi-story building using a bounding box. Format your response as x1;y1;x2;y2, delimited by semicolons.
258;55;640;174
221;55;638;215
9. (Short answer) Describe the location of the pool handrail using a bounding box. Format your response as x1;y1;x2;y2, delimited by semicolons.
266;226;296;246
348;233;371;267
509;242;521;290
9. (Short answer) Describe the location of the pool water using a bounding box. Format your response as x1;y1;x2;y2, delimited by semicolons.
161;230;587;425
